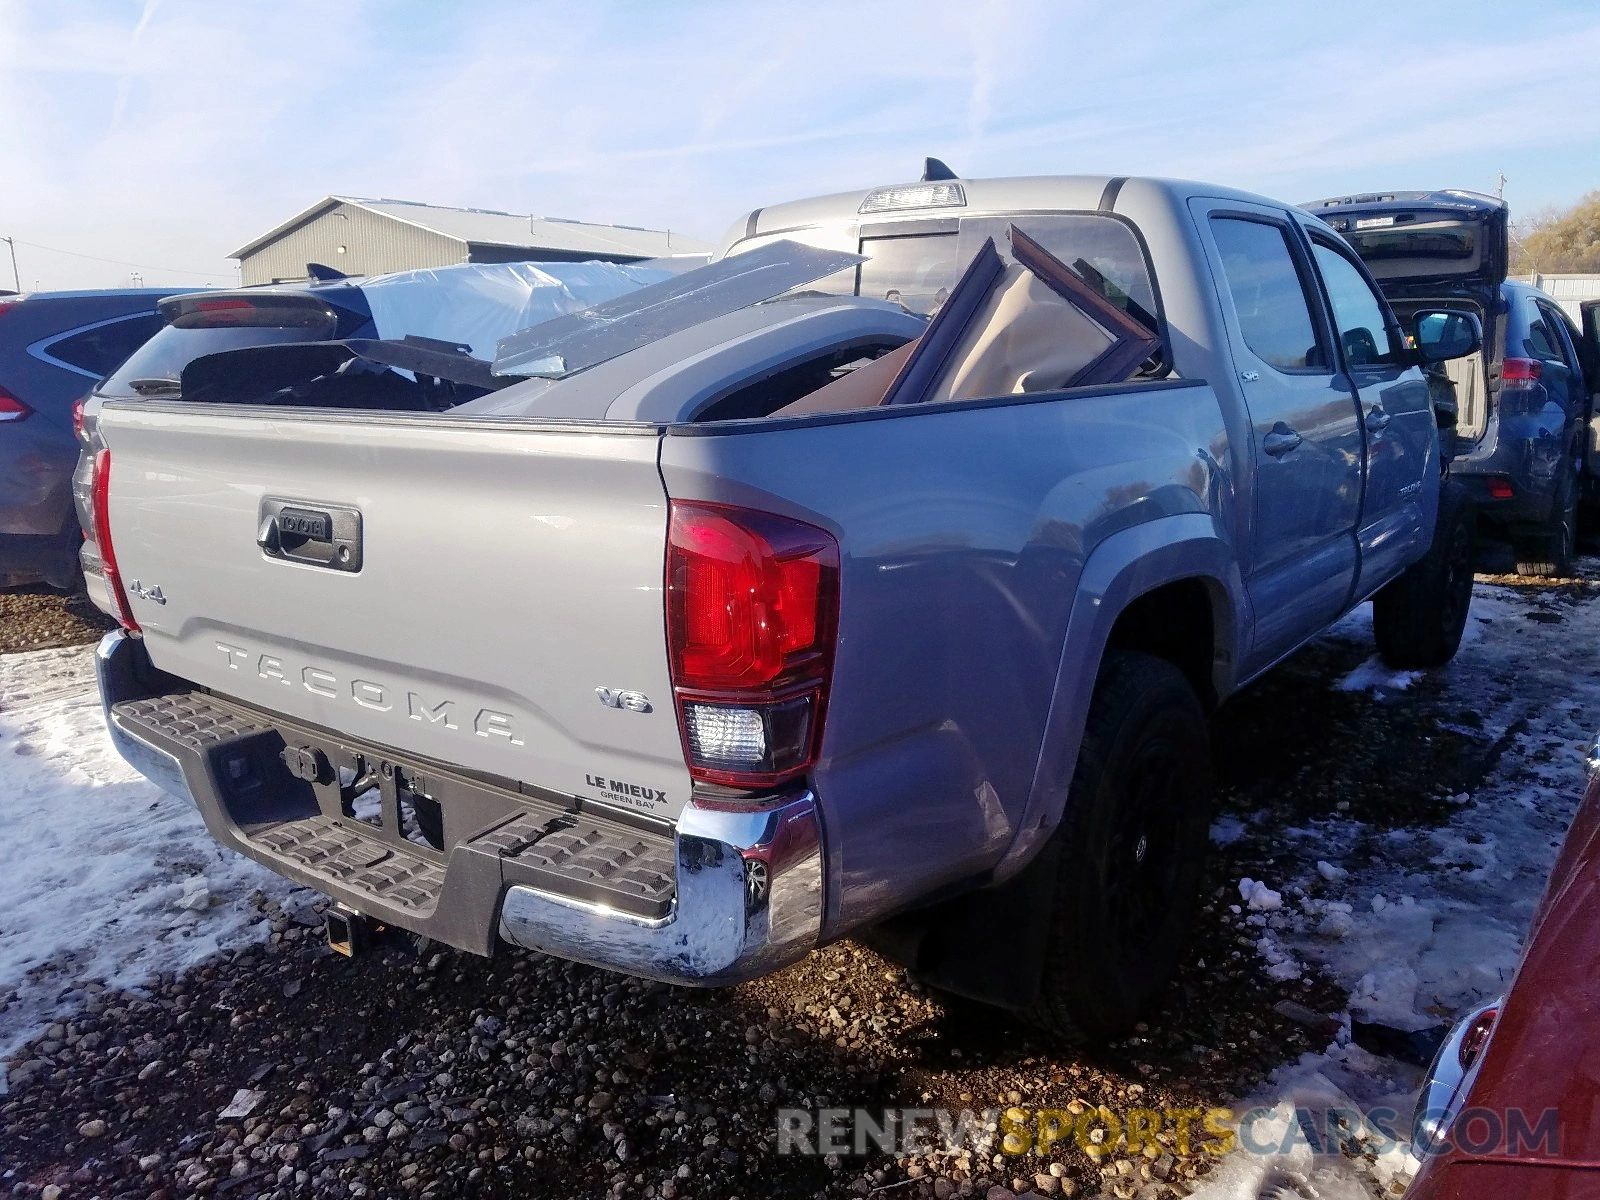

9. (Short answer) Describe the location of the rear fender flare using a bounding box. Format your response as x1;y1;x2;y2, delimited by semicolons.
991;513;1243;884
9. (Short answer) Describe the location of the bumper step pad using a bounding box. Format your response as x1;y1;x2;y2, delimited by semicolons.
113;692;270;753
471;812;675;919
255;817;446;912
108;686;676;949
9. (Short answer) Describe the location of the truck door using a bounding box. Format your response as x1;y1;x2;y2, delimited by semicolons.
1306;232;1437;598
1193;201;1363;670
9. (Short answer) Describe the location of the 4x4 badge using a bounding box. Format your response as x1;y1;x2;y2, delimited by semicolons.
127;580;166;605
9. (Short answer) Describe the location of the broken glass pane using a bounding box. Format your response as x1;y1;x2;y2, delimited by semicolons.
492;240;865;378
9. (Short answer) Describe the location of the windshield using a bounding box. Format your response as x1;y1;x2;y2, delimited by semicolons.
492;240;863;378
99;326;321;398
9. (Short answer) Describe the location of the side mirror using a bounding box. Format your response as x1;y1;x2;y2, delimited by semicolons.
1411;308;1482;364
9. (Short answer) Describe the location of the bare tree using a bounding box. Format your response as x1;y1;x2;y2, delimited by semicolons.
1511;191;1600;276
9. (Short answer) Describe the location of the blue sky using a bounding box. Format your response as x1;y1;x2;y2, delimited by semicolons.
4;0;1599;291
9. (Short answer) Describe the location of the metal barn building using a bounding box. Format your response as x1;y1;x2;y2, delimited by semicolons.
230;196;710;286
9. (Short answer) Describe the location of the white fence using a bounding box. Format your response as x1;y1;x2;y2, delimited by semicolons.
1520;273;1600;323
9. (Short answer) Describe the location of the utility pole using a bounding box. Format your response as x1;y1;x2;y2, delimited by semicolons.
1495;171;1506;199
1;237;18;293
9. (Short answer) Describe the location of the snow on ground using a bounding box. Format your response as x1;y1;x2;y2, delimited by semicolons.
0;644;299;1084
1193;572;1600;1198
1335;656;1422;695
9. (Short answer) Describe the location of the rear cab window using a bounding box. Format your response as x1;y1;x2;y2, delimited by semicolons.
730;210;1168;375
856;215;1160;330
857;231;959;315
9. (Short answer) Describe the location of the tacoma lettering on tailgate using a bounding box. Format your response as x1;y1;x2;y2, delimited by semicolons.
212;641;525;745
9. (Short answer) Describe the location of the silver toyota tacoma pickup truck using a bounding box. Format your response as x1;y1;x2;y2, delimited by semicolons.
81;173;1482;1040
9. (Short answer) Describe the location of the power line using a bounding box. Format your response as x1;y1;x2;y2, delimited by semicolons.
4;236;237;280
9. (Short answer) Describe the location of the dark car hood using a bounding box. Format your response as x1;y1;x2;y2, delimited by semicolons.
1300;190;1508;313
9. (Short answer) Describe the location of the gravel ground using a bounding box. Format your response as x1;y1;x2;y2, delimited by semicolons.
1;563;1593;1200
0;891;1339;1200
0;587;114;656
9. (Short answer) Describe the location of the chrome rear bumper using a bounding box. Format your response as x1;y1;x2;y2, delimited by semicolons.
96;629;824;985
499;793;823;984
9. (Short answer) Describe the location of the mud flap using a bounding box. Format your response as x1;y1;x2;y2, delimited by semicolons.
859;838;1062;1011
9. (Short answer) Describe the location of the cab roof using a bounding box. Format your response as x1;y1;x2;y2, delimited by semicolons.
718;174;1297;256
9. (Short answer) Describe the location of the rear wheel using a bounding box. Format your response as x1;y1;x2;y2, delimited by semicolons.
1373;480;1475;669
1025;650;1211;1043
1514;465;1577;578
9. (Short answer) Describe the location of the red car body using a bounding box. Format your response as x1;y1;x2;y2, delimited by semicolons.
1408;761;1600;1197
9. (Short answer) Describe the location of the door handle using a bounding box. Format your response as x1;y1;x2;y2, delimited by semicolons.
1365;406;1391;433
1262;428;1303;457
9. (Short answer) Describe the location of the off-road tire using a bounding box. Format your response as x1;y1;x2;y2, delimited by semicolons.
1024;650;1211;1043
1514;465;1577;579
1373;480;1476;669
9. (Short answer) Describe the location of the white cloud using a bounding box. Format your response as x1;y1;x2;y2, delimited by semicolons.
2;0;1597;290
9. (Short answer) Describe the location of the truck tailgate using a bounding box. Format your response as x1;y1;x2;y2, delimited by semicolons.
96;403;690;823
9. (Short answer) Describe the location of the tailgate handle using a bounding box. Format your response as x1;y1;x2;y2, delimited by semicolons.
256;513;282;554
257;498;364;573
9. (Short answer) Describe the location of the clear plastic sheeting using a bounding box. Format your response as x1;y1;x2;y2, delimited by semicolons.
492;240;864;379
357;261;670;361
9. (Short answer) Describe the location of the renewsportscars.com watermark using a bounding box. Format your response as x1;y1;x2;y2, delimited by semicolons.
776;1104;1561;1160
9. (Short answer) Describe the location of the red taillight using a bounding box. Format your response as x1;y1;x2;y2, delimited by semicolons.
71;396;87;441
1486;477;1515;500
1458;1006;1498;1070
667;502;839;788
0;385;31;422
1501;357;1542;387
89;450;140;633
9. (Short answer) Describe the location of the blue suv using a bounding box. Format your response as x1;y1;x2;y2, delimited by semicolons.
0;289;188;588
1305;191;1600;576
